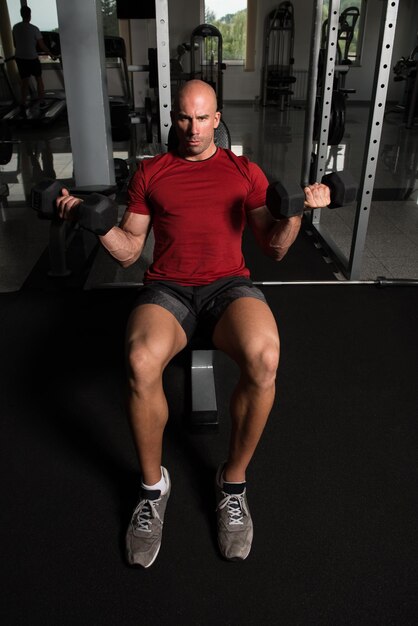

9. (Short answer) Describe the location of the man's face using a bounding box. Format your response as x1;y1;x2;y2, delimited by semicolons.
172;89;220;161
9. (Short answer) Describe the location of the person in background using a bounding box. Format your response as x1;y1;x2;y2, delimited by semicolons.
12;5;55;114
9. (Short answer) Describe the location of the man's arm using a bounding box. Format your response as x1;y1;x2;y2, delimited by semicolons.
36;36;55;59
99;210;152;267
247;182;331;261
247;208;302;261
56;189;152;267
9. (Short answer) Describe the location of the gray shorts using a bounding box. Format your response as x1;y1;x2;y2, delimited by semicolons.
132;276;267;342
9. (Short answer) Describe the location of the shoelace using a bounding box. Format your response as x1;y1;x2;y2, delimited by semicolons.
133;498;161;532
217;492;248;525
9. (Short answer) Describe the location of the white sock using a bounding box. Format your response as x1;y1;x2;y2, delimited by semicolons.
142;468;168;495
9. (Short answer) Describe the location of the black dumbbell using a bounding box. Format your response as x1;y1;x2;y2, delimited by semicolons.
266;170;357;219
31;179;118;236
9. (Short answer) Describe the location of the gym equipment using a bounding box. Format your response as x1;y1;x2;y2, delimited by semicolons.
3;31;66;125
391;45;418;128
0;119;13;165
189;24;224;111
0;56;19;118
260;2;296;108
31;179;118;236
314;7;359;146
105;35;133;142
128;48;162;143
320;6;360;73
170;42;192;88
266;170;357;220
126;2;171;145
0;120;13;209
301;0;400;280
128;45;172;143
41;30;61;58
313;80;346;146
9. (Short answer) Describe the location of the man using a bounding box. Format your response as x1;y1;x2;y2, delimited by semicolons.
57;79;330;568
12;5;54;112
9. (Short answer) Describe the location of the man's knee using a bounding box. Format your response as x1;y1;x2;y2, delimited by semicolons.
242;339;280;388
127;341;164;390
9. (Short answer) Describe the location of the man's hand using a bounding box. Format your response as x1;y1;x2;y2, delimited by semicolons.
303;182;331;209
56;188;83;221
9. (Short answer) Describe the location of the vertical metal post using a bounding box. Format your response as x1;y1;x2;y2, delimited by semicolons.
155;0;171;146
48;220;71;277
311;0;341;224
348;0;399;279
56;0;115;186
301;0;324;188
0;0;20;93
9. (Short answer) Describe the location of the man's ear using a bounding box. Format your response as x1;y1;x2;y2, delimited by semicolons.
214;111;221;129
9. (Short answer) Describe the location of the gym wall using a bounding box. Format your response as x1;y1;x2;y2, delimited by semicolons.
126;0;414;106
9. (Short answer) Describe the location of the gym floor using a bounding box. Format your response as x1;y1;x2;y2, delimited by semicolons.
1;99;417;291
1;102;418;625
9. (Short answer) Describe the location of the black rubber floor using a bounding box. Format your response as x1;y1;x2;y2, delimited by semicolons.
242;222;339;281
1;283;417;625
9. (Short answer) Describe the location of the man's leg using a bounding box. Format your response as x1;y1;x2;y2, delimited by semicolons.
125;302;187;568
212;296;280;560
213;296;280;481
35;75;46;102
20;77;30;106
125;303;187;484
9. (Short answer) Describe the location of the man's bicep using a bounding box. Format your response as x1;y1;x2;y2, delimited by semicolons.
120;210;152;238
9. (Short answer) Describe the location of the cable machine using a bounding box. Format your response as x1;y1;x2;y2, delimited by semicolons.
190;24;224;110
314;6;360;146
260;1;296;108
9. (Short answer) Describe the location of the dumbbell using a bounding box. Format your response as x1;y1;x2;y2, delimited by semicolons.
31;179;118;236
266;170;357;219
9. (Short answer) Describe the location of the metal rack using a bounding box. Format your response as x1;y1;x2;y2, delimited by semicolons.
260;1;296;108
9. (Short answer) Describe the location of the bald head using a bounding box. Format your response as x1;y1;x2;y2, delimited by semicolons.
172;80;218;115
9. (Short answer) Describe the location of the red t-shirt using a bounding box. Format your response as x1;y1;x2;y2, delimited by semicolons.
127;147;269;285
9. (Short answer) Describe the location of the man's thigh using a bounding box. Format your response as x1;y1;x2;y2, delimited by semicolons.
126;303;188;367
15;58;31;79
30;58;42;77
211;295;280;363
130;283;197;341
126;283;197;364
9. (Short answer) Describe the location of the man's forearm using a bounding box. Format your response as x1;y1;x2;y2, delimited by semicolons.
267;215;302;261
99;226;145;267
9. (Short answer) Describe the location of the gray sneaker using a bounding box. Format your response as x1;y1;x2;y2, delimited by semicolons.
126;467;171;568
215;464;253;561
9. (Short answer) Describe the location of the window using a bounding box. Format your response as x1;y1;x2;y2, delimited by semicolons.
6;1;118;37
204;0;247;63
6;0;59;64
322;0;367;65
101;0;119;37
7;0;58;32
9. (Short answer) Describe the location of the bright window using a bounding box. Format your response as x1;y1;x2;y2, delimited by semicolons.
7;0;58;31
204;0;247;63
